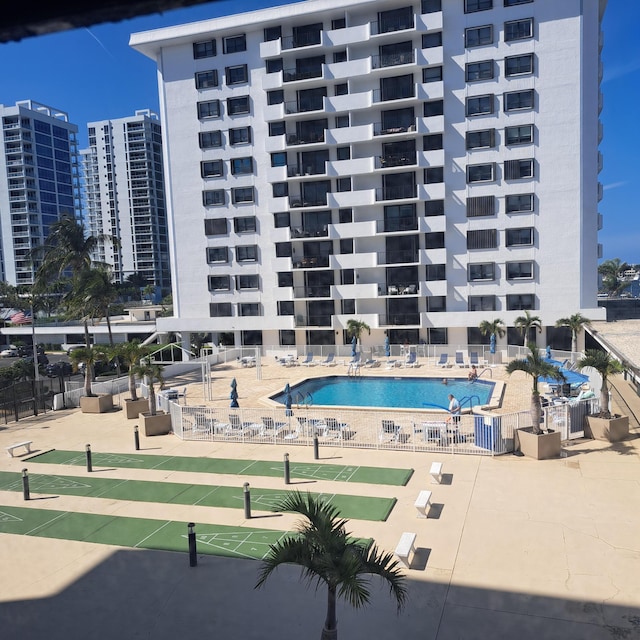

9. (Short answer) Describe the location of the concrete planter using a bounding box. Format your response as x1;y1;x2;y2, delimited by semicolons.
80;394;114;414
584;415;629;442
139;411;172;436
515;427;562;460
125;398;150;420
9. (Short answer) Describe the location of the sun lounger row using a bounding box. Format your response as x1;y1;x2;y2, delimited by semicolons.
436;351;482;368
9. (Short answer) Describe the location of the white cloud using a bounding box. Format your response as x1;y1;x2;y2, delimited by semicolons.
603;181;628;191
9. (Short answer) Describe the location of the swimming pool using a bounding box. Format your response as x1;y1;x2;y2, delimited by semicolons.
270;376;496;411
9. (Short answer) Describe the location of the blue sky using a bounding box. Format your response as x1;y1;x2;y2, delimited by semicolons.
0;0;636;263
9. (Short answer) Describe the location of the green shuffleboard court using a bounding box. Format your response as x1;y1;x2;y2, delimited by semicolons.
25;450;414;486
0;503;368;560
0;471;396;522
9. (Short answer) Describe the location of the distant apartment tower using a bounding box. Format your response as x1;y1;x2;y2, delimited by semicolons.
0;100;81;286
81;110;171;294
131;0;607;351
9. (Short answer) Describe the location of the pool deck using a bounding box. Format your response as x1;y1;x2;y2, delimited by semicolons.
0;357;638;639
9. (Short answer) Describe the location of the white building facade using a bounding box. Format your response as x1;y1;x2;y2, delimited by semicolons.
81;110;171;295
131;0;607;352
0;100;81;286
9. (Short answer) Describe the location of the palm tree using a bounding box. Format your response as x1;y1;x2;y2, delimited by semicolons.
479;318;506;354
555;313;591;355
506;343;566;433
598;258;630;297
256;491;407;640
577;349;623;419
346;319;371;351
69;346;103;397
514;310;542;347
131;360;164;416
110;340;152;401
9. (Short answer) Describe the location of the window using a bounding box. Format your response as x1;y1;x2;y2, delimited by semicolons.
380;74;415;101
239;303;261;317
506;193;533;213
273;212;290;228
340;239;353;254
237;274;259;290
424;100;444;117
466;94;494;116
466;128;495;149
467;195;495;217
267;90;284;105
231;157;253;175
208;275;231;291
465;25;493;47
426;264;446;280
425;166;444;183
280;329;295;346
506;227;533;246
336;146;351;161
227;96;250;115
335;115;349;128
341;269;355;284
269;121;285;136
332;17;346;29
467;229;498;249
465;0;493;12
206;246;228;263
264;26;281;41
201;160;223;178
505;18;533;42
278;301;294;315
266;58;283;74
505;53;534;77
204;217;227;235
341;299;356;315
427;327;448;344
466;60;494;82
425;232;445;249
468;295;496;311
195;70;218;89
468;262;495;281
278;272;293;287
232;187;254;204
229;127;252;145
504;0;533;6
210;303;232;317
506;261;534;279
275;242;292;257
203;190;225;207
335;83;348;96
226;64;248;85
504;89;534;111
236;245;258;262
272;182;288;197
505;124;533;145
426;296;446;312
467;163;495;183
339;208;353;223
336;177;351;192
425;199;444;216
271;152;286;167
333;50;347;63
197;100;221;119
234;216;257;233
193;40;216;59
199;131;222;149
223;34;246;54
504;158;534;180
423;133;443;150
422;66;443;83
506;294;535;311
422;32;442;48
422;0;442;12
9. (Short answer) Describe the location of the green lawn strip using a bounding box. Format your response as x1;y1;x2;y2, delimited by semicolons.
25;450;413;486
0;504;373;560
0;471;395;522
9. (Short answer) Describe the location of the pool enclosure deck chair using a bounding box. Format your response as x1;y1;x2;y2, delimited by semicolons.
403;352;418;367
323;417;349;439
320;353;336;366
259;416;287;438
436;353;450;367
300;352;316;366
380;419;402;442
469;352;480;367
226;414;260;438
364;358;380;368
455;351;467;367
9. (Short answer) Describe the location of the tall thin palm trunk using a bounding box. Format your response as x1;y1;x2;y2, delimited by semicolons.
322;587;338;640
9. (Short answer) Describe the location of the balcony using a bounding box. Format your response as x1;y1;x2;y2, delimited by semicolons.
376;152;417;169
295;314;332;327
375;185;417;202
289;194;328;208
286;132;325;146
377;250;419;265
384;283;418;295
290;225;328;238
376;217;418;233
379;313;420;326
371;50;415;69
283;66;323;83
287;163;326;178
373;88;416;104
370;17;415;36
373;121;416;136
293;285;331;299
292;256;330;269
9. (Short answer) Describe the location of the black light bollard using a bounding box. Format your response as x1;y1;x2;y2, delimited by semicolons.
85;444;92;473
313;435;319;460
284;452;290;485
134;425;140;451
22;468;30;501
243;482;251;519
188;522;197;567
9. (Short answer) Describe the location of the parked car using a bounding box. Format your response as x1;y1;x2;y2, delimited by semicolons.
45;361;73;378
22;353;49;366
0;346;19;358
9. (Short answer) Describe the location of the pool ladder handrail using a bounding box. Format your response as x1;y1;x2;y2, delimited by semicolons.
458;395;481;410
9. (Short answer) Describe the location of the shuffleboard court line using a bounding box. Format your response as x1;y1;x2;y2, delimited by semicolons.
344;466;360;483
237;459;260;475
192;485;221;506
135;520;174;548
25;511;69;536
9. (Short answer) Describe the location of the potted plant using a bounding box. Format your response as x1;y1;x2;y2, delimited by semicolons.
110;340;153;419
70;346;114;413
506;343;565;459
577;349;628;442
133;359;171;436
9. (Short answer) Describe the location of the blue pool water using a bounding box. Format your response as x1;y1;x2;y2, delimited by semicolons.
271;376;495;410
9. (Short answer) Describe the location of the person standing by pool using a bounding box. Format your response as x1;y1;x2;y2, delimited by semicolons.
448;394;461;425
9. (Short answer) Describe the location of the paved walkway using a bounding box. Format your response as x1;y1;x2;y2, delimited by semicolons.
0;371;638;639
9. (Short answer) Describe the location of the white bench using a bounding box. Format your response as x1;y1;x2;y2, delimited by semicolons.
414;490;433;518
430;461;443;484
6;441;33;458
395;532;417;568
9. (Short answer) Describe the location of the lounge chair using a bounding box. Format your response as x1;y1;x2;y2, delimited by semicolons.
364;359;380;368
385;359;399;369
469;352;480;367
380;419;401;442
301;352;316;366
226;414;260;438
324;417;349;439
403;352;418;368
436;353;450;367
455;351;467;367
320;353;336;366
259;416;286;438
347;353;361;366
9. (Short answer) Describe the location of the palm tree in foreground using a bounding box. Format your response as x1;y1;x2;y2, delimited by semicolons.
577;349;623;419
506;343;566;433
256;491;407;640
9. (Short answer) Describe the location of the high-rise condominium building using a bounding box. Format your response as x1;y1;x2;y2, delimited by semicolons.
0;100;81;286
131;0;607;352
81;110;171;294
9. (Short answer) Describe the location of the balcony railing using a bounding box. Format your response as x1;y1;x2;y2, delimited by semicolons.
373;88;416;103
286;132;325;145
379;313;420;326
371;17;415;35
376;153;416;168
291;225;328;238
287;164;326;177
375;185;417;201
282;33;322;50
289;195;329;208
293;285;331;298
373;122;416;136
385;283;418;295
295;314;332;327
378;250;419;265
376;216;418;232
292;256;331;269
371;51;415;69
